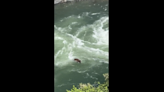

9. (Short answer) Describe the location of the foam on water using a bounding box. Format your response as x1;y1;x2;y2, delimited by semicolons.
55;2;108;91
55;14;108;67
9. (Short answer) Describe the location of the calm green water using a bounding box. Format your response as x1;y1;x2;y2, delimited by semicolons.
54;1;109;92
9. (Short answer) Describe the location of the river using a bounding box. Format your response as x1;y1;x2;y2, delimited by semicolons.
54;0;109;92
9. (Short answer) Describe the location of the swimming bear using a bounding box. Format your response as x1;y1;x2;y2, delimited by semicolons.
74;58;81;63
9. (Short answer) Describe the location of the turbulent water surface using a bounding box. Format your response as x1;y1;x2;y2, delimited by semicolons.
54;1;109;92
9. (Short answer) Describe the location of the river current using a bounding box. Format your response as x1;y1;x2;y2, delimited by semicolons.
54;0;109;92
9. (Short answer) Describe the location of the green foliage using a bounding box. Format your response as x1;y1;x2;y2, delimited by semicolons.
66;73;109;92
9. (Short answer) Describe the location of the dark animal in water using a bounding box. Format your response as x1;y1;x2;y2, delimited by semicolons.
74;58;81;63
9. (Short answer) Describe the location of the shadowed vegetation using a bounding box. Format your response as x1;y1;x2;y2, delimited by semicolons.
66;73;109;92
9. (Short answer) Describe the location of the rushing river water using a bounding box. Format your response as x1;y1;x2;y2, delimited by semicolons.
54;0;109;92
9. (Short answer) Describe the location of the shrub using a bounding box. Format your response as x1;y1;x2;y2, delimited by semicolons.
66;73;109;92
